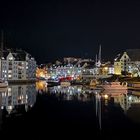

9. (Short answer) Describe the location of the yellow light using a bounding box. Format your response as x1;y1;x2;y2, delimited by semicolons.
104;94;108;99
104;67;108;70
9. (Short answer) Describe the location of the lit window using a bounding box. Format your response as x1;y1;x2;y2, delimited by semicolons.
8;106;12;110
9;57;13;60
8;88;11;92
8;75;12;78
8;70;12;73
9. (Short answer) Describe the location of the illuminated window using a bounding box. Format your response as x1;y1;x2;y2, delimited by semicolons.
8;70;12;73
9;57;13;60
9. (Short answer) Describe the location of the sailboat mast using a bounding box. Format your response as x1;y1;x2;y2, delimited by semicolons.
98;45;101;63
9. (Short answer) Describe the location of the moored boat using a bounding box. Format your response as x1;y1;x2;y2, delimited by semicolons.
46;78;60;86
60;81;71;87
102;81;128;91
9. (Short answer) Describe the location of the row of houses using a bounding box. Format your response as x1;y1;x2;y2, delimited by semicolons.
37;48;140;80
46;49;140;79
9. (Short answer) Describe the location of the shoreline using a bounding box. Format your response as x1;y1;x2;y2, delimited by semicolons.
8;79;37;85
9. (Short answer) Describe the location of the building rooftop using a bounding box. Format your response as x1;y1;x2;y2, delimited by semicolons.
1;48;34;61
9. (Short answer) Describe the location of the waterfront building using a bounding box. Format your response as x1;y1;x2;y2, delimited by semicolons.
0;50;36;81
114;52;131;75
114;49;140;76
0;32;36;81
126;49;140;77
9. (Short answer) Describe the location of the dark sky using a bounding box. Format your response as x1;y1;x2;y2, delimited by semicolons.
1;0;140;64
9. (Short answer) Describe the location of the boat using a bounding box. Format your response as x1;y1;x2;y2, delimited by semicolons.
46;78;60;86
102;81;128;91
0;79;8;88
128;82;140;90
60;81;71;87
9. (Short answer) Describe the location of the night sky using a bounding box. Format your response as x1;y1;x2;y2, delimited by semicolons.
1;0;140;64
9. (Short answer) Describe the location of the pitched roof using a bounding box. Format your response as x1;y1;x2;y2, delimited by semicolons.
0;48;34;61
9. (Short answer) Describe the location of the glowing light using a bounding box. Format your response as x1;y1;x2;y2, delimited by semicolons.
129;96;132;101
104;94;109;99
1;106;4;109
8;75;12;78
104;67;108;70
8;106;13;110
9;57;13;60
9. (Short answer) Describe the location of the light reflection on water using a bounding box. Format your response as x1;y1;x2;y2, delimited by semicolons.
1;81;140;132
36;81;140;125
36;81;140;110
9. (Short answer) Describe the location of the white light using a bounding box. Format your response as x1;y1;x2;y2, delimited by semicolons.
1;106;4;109
77;88;81;92
8;88;11;92
9;57;13;60
8;106;13;110
129;96;132;101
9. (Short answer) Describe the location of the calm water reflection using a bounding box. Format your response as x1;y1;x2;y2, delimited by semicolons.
36;81;140;129
0;84;36;131
1;81;140;136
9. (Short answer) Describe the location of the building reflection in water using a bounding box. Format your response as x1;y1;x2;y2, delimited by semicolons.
101;90;140;113
0;84;36;115
36;81;140;110
96;90;140;129
36;81;140;125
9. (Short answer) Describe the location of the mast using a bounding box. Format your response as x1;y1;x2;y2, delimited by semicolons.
98;44;101;63
95;54;98;67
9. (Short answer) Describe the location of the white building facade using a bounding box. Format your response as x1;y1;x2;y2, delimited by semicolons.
0;50;36;81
